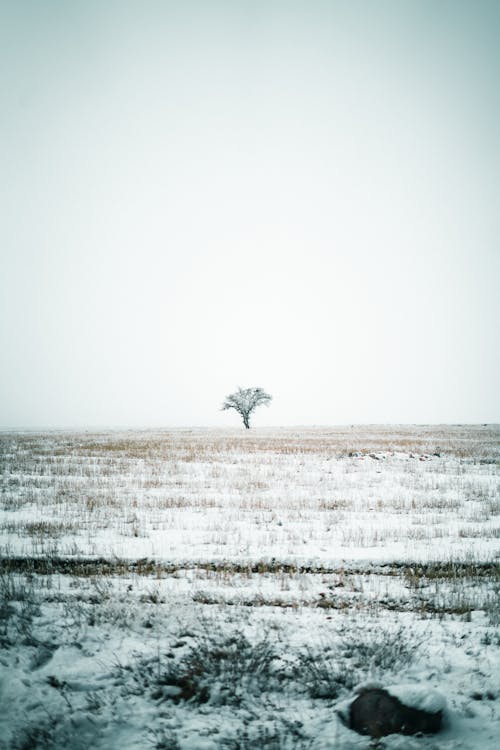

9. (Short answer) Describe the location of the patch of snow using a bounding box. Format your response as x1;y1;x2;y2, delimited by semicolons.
387;683;447;713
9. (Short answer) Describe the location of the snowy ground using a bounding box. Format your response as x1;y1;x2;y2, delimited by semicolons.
0;426;499;749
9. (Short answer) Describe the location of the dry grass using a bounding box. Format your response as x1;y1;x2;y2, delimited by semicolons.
2;424;499;461
1;426;498;560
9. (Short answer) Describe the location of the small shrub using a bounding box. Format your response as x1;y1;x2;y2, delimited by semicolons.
301;624;423;699
148;728;182;750
0;572;40;647
9;716;96;750
481;630;500;646
485;587;500;626
124;628;280;706
300;645;355;699
339;624;423;673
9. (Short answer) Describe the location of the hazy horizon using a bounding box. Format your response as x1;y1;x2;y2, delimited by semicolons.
1;422;499;434
1;1;499;428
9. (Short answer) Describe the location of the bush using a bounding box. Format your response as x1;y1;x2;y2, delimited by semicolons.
124;628;280;706
0;572;40;647
300;623;423;700
339;624;423;673
299;644;355;699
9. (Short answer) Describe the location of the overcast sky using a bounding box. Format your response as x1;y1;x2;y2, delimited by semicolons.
1;0;499;428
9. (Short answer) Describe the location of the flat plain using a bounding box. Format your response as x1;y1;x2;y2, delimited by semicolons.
0;425;499;749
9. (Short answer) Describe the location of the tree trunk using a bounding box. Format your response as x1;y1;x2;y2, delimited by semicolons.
243;415;250;429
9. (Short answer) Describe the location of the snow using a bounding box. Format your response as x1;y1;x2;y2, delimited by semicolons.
386;684;447;713
0;425;499;748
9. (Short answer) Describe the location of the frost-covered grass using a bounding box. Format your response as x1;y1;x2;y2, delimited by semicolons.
1;425;499;562
0;426;499;749
1;569;499;749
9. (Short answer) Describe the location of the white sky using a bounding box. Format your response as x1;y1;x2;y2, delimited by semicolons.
1;0;499;428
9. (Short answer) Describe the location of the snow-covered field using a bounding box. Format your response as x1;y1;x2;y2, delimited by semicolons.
1;426;499;749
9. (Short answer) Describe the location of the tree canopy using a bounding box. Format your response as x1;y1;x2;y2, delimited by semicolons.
221;387;272;429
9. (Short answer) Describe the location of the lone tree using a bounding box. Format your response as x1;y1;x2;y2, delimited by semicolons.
221;387;272;429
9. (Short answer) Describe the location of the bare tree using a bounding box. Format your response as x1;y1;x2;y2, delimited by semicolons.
221;387;272;429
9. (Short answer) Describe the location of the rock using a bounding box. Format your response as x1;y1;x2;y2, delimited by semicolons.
349;687;443;738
